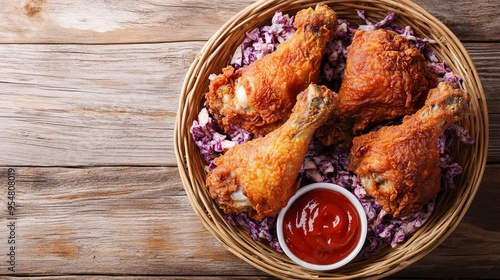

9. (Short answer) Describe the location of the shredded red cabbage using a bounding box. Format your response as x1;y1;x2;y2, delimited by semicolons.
190;9;473;257
190;108;252;171
229;11;296;70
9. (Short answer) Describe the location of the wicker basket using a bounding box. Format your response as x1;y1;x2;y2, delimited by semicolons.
174;0;489;278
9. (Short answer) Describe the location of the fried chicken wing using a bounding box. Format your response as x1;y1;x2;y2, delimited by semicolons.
206;84;339;220
316;29;438;147
206;3;337;136
348;82;469;217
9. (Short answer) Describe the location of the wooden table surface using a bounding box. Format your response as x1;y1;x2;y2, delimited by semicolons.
0;0;498;279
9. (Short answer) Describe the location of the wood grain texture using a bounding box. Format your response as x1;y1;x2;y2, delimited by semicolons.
0;166;498;277
410;0;499;42
0;42;203;166
0;0;256;44
464;43;500;114
0;0;497;44
0;167;262;276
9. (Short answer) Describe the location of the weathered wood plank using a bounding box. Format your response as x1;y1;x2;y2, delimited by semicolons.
0;0;497;44
0;42;204;167
464;43;500;115
411;0;499;43
487;114;500;163
0;165;498;277
0;0;255;44
0;167;263;276
0;42;498;166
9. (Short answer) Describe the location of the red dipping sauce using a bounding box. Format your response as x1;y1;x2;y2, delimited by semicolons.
282;188;362;265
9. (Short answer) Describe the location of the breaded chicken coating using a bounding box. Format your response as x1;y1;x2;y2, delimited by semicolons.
206;3;337;136
348;82;469;217
316;29;438;147
206;84;339;220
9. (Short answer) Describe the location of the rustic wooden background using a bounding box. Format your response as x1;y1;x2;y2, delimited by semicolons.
0;0;498;279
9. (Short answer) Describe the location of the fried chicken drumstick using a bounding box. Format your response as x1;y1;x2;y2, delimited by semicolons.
206;3;337;136
206;84;339;220
348;82;469;217
316;29;438;147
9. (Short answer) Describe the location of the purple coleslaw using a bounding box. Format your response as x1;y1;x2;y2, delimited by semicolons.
229;12;296;70
190;9;474;258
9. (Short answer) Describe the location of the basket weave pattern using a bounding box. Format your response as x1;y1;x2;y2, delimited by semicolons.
174;0;488;278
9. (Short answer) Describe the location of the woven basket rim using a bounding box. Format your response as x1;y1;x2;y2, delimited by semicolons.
174;0;489;278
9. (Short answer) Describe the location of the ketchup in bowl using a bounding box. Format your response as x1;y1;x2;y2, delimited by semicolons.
277;183;367;271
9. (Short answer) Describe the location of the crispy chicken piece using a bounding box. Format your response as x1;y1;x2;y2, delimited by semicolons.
316;29;438;147
348;82;469;217
206;84;339;220
206;3;337;136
